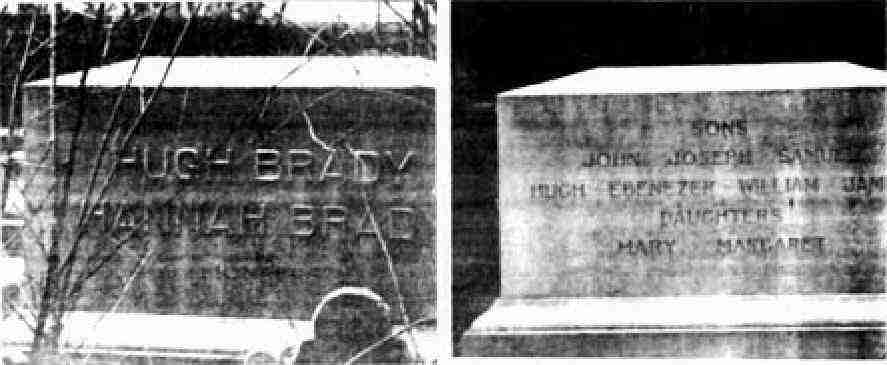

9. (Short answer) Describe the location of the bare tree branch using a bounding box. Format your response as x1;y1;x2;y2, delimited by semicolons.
71;6;164;236
381;0;417;34
361;191;411;327
28;6;161;353
21;56;46;84
4;299;36;334
344;316;433;365
302;110;334;152
53;2;108;299
75;231;157;361
0;211;47;258
7;10;36;129
81;4;198;245
55;7;166;301
69;217;145;296
66;4;203;306
358;88;433;111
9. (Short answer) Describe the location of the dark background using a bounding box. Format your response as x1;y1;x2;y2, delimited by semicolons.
451;0;887;350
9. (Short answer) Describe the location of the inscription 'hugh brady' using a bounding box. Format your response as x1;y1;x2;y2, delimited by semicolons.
116;144;417;182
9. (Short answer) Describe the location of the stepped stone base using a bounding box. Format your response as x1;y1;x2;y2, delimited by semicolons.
458;295;887;358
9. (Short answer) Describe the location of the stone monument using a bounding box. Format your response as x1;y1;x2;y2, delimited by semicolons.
6;56;435;360
459;62;887;358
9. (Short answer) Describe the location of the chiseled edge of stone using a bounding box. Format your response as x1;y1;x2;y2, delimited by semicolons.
23;56;437;89
466;294;887;335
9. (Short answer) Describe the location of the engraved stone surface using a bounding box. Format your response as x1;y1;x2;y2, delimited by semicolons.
20;57;436;321
498;62;887;298
461;62;887;358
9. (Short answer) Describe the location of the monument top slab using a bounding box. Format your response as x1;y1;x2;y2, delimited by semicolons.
26;56;435;89
500;62;887;97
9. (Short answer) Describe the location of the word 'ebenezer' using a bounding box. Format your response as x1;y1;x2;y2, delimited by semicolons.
117;145;417;182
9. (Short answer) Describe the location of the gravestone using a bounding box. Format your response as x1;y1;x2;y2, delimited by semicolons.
8;56;435;358
459;62;887;358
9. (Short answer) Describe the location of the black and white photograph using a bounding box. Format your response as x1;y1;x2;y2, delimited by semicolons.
2;0;887;363
453;0;887;358
0;1;437;364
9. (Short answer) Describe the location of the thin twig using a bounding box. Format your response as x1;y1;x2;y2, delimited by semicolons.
4;300;37;334
76;231;156;362
381;0;417;33
101;23;113;62
72;223;140;293
343;316;433;365
7;10;36;129
66;4;198;299
360;191;414;341
72;5;164;236
69;187;186;298
302;111;334;152
22;12;79;58
226;88;343;169
54;6;162;288
360;88;433;111
84;4;198;232
0;209;46;257
21;56;46;82
302;88;344;110
54;2;109;298
32;3;58;353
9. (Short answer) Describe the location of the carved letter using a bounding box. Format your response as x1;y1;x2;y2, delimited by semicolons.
321;205;347;234
255;149;281;181
289;203;314;237
174;147;200;180
353;150;380;183
287;149;314;181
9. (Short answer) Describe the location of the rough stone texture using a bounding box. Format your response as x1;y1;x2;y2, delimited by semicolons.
459;330;885;358
20;86;435;321
461;73;887;356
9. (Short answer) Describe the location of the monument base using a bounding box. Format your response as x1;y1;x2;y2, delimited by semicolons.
458;295;887;358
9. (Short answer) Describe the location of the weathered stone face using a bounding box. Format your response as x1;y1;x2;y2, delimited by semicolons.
498;89;886;298
20;86;436;320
